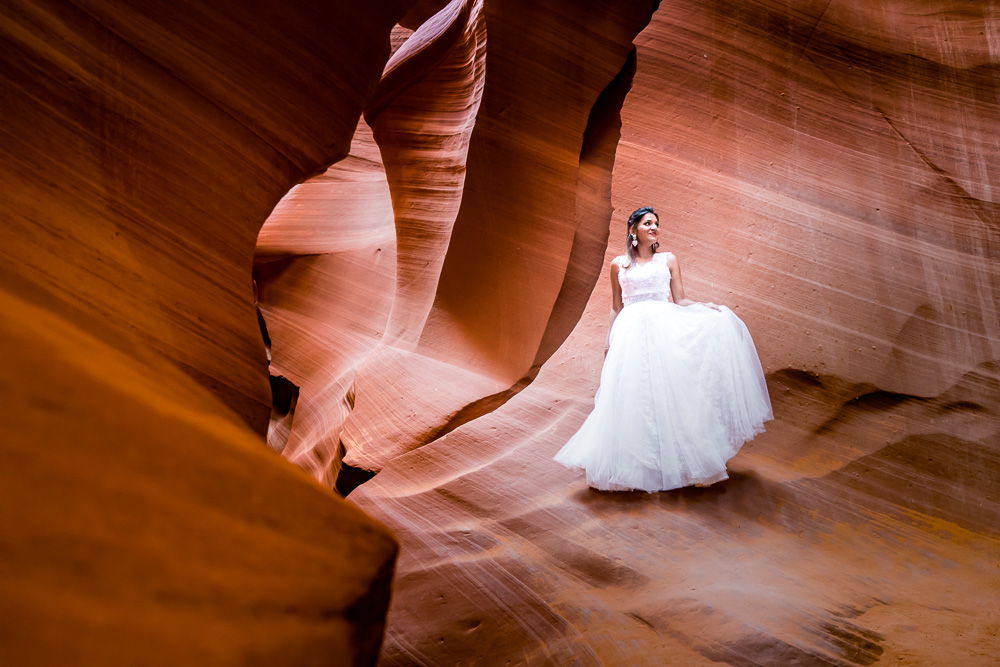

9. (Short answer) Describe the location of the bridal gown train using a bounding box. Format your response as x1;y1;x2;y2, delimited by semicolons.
555;251;773;492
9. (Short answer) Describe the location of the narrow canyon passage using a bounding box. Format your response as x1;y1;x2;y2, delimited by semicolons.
343;1;1000;664
253;0;1000;663
3;0;998;665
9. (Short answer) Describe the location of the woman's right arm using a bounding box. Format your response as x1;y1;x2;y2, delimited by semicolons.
606;259;623;356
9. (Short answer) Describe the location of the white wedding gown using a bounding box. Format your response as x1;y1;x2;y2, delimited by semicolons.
555;251;773;492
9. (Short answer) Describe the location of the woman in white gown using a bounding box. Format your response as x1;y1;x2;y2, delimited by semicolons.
554;206;773;492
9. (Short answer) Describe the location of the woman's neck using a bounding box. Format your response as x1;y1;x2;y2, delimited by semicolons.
634;246;655;262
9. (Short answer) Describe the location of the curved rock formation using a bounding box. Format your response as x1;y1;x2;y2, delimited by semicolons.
258;0;657;480
348;1;1000;664
6;0;999;663
339;0;490;472
1;0;416;663
367;0;486;347
340;0;659;471
254;117;397;486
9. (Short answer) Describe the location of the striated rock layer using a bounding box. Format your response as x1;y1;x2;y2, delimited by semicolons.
1;1;417;663
259;0;658;481
6;0;998;663
341;0;490;473
339;0;661;471
255;117;398;486
349;1;1000;664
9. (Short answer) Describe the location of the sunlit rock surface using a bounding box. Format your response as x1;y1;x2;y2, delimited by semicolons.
255;117;398;486
340;0;490;473
6;0;999;663
338;0;660;470
258;0;657;479
0;1;413;663
347;1;1000;664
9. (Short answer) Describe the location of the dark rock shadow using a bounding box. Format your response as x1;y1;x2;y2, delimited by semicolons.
571;470;828;537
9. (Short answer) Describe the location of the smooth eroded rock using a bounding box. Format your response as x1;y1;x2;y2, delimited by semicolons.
1;0;416;662
350;1;1000;664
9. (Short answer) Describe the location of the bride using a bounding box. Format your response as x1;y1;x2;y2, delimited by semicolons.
554;206;773;492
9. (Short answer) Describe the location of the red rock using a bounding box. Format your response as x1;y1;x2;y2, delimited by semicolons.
340;0;659;470
255;118;397;485
349;1;1000;664
2;292;397;665
0;0;414;663
5;0;1000;663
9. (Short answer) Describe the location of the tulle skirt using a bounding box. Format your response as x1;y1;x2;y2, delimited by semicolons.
555;301;773;492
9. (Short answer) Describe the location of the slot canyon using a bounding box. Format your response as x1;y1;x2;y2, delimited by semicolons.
2;0;998;665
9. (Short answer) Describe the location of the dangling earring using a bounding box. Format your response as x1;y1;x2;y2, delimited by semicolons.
631;233;638;247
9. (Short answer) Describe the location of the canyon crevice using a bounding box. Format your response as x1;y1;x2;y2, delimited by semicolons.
3;0;998;664
348;1;1000;664
1;1;415;663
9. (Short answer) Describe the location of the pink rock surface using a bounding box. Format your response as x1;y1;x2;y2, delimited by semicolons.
5;0;999;663
347;1;1000;664
252;26;420;484
255;118;397;485
340;0;659;470
340;0;492;472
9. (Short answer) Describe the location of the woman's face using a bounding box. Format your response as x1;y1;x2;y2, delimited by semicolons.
633;213;659;247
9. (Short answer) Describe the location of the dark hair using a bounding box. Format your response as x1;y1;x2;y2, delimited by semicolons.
623;206;659;267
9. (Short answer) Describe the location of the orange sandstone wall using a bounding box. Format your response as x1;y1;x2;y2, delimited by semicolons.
259;0;658;479
254;117;398;486
341;0;658;470
0;1;415;663
615;0;1000;397
349;1;1000;664
6;0;998;663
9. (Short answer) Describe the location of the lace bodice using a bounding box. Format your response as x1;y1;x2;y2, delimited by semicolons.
617;251;673;306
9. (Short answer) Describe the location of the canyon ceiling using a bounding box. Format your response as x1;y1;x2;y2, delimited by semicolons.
2;0;998;665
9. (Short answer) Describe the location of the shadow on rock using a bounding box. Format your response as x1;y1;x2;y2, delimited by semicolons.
572;471;831;537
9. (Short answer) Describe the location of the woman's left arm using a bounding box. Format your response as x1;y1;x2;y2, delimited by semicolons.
668;253;719;309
